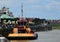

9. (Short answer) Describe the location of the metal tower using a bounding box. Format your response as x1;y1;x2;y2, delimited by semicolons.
21;3;23;19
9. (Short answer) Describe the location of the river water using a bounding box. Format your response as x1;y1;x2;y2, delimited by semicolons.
9;30;60;42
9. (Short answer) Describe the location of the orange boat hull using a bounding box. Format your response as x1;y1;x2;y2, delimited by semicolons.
7;33;38;40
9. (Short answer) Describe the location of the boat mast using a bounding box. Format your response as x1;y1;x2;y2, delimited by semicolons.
21;3;23;19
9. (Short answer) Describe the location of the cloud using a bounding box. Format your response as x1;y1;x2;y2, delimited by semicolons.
0;0;13;6
27;0;40;3
45;0;60;10
27;0;38;2
0;0;19;7
32;5;41;9
32;0;60;11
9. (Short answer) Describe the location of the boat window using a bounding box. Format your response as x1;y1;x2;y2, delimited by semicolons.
18;22;27;26
18;22;24;26
3;12;6;14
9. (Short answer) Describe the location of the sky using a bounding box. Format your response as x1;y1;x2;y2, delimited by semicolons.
0;0;60;20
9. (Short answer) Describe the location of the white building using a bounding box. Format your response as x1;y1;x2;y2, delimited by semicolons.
0;7;13;17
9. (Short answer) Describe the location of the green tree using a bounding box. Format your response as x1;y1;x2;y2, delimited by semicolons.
33;18;46;25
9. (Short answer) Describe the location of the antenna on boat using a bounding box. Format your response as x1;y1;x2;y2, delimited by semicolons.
21;3;23;19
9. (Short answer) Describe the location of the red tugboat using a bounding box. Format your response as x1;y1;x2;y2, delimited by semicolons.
7;18;38;40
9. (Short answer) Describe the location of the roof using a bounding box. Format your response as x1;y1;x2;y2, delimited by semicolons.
0;14;13;18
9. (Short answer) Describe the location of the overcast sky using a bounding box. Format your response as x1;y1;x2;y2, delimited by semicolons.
0;0;60;20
